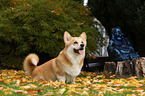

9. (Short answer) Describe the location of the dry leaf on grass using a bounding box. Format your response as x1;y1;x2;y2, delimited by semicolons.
0;70;144;96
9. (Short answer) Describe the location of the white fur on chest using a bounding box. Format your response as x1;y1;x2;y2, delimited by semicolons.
64;50;84;76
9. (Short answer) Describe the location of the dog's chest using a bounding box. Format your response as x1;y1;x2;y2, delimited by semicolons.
64;55;84;76
70;54;83;65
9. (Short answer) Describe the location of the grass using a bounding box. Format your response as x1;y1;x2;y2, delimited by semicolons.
0;69;145;96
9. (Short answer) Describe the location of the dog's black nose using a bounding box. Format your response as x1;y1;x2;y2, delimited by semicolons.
80;44;84;47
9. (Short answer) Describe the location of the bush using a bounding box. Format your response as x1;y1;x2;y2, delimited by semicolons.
0;0;104;69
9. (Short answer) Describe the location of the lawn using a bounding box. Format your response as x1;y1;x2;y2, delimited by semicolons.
0;69;145;96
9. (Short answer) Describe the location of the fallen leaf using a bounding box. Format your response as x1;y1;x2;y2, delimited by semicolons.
67;83;80;87
0;87;3;90
16;79;21;86
19;84;37;90
57;88;66;95
14;90;28;94
3;87;14;95
66;88;79;95
4;79;12;85
27;89;38;93
81;91;89;96
44;92;54;95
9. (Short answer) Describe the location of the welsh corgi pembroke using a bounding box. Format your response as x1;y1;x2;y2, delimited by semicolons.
23;31;87;83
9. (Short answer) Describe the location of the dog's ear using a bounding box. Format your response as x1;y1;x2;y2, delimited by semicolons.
64;31;72;43
80;32;86;41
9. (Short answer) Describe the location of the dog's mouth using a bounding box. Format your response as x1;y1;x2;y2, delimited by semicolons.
74;47;85;54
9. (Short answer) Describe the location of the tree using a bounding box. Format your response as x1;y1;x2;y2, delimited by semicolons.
0;0;104;69
88;0;145;56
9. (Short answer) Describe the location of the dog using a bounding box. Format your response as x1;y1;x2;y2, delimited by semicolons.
23;31;87;83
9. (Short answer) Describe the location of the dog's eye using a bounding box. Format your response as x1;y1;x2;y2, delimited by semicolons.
74;41;78;44
81;41;83;43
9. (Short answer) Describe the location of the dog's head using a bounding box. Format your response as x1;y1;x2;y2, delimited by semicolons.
64;31;87;55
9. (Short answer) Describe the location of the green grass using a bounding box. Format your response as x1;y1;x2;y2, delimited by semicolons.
0;69;145;96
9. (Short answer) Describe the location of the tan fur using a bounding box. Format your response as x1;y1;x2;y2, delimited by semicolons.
23;53;39;76
23;31;87;83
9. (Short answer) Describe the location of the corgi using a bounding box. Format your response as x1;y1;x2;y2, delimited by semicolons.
23;31;87;83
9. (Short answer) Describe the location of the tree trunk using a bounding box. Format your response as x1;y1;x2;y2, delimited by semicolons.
140;58;145;77
133;57;145;78
115;61;124;77
104;62;116;74
115;57;145;78
103;62;116;77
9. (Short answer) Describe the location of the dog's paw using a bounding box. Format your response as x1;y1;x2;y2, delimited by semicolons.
71;81;75;84
57;75;66;83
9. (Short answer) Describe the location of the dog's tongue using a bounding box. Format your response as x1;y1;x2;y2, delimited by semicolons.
79;50;84;54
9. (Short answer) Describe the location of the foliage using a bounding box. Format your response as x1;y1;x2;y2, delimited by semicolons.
0;0;28;11
0;0;104;69
88;0;145;56
72;0;84;5
0;70;145;95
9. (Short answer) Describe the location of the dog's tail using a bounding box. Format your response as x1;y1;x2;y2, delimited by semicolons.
23;53;39;76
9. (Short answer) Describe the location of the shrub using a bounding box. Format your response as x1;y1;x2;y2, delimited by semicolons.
0;0;104;69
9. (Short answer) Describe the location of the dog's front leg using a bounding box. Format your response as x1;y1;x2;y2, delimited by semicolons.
56;74;66;83
70;76;76;84
66;74;76;84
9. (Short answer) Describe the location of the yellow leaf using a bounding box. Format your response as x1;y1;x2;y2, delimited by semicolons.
16;80;21;86
101;84;107;88
81;91;89;96
0;87;3;90
17;70;25;74
83;88;90;92
75;88;90;93
96;75;104;78
19;86;30;90
98;91;104;96
123;89;132;92
126;94;135;96
4;79;12;85
44;92;54;96
67;83;80;87
141;92;145;96
3;87;14;95
4;91;12;95
19;84;37;90
92;79;98;83
3;87;14;92
50;81;60;88
14;90;28;94
117;89;124;93
66;88;79;95
57;88;66;95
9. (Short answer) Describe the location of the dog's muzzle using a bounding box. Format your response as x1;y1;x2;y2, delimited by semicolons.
74;44;85;54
